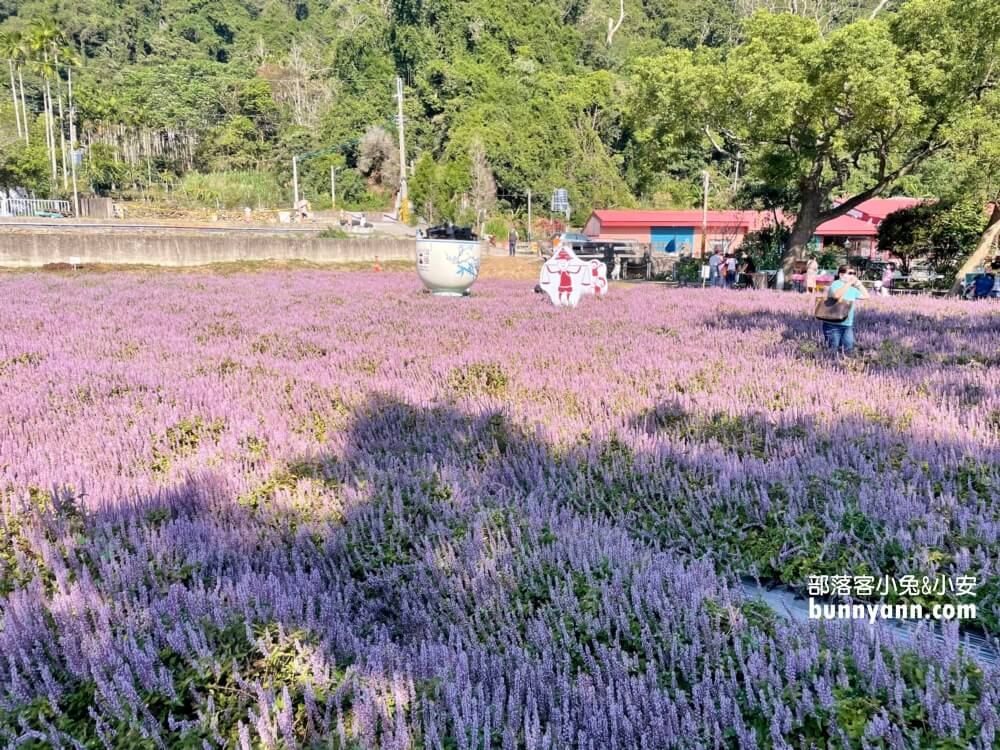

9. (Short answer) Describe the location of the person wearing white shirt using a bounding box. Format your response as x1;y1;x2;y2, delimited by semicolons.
725;255;738;288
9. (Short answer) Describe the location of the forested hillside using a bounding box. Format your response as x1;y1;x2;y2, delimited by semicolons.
0;0;889;216
0;0;996;247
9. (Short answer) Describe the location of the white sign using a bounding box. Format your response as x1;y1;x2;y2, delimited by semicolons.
539;246;608;307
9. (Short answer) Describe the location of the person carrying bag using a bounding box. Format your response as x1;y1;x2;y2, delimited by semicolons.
814;264;868;354
813;297;852;322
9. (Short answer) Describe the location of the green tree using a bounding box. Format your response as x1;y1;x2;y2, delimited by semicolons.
627;1;1000;268
938;89;1000;291
0;129;50;193
83;141;125;194
877;201;985;275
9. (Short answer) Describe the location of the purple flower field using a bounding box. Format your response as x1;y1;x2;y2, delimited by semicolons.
1;270;999;748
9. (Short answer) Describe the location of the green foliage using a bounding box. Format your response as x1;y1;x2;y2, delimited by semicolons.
82;143;125;195
0;0;996;243
483;215;511;240
0;136;51;194
150;416;226;474
318;226;349;239
739;224;790;270
176;171;284;209
410;151;472;224
0;618;351;749
878;201;987;274
673;256;701;283
627;2;1000;256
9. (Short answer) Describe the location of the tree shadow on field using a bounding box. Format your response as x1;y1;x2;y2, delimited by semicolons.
4;391;1000;747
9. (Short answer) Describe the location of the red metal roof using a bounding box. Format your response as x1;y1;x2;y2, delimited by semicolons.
590;201;919;237
839;197;922;221
590;209;768;229
814;214;880;236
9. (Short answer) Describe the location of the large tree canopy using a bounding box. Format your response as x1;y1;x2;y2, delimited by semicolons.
627;0;1000;266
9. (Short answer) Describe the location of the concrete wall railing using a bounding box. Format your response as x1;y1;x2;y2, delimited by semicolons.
0;231;416;268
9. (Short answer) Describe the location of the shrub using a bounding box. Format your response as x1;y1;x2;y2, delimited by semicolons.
176;171;284;209
673;256;701;284
484;216;510;241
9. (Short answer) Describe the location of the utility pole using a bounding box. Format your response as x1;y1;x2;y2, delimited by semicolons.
68;69;79;218
396;76;408;223
292;156;299;209
701;170;709;257
330;165;336;211
527;188;532;245
69;106;79;218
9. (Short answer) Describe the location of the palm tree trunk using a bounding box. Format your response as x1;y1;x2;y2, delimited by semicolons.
18;68;28;144
8;60;22;140
45;80;58;182
42;84;53;175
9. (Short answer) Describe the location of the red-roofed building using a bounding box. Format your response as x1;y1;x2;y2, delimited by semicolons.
583;209;774;255
842;197;923;223
583;197;924;259
817;198;925;259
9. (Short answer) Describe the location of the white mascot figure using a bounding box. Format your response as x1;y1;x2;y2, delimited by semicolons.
539;247;608;307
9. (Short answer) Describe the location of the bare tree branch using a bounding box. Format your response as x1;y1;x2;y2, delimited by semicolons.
869;0;891;20
704;126;734;157
815;139;949;223
606;0;624;46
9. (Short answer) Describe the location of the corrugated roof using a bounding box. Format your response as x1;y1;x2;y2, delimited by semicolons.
840;197;922;221
815;214;880;236
590;201;918;237
591;209;769;228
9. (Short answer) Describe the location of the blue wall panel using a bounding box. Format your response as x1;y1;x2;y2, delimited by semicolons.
651;226;695;253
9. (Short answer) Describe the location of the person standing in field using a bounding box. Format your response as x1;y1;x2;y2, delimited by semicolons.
508;227;518;257
739;254;757;288
725;254;738;288
708;248;723;287
972;271;996;299
881;262;896;295
823;264;868;354
805;255;819;294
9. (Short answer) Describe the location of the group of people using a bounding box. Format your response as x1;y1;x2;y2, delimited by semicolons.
969;259;1000;298
804;255;897;296
820;257;1000;356
707;249;757;288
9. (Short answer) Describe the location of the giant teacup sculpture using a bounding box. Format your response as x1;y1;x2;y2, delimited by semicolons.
415;225;482;296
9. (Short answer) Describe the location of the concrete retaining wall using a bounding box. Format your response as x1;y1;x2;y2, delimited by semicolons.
0;231;416;268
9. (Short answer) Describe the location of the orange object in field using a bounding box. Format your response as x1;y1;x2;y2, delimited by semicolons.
373;259;383;272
